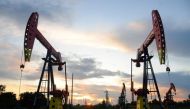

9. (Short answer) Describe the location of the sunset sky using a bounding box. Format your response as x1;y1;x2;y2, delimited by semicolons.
0;0;190;105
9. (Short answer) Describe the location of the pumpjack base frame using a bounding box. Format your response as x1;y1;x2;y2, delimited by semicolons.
33;51;65;108
131;48;164;109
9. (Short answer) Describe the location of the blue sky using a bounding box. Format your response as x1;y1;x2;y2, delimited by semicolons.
0;0;190;104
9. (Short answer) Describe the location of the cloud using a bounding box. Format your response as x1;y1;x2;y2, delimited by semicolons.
37;20;131;53
0;0;76;82
71;84;131;105
0;42;21;80
23;54;130;80
133;71;190;101
155;71;190;100
63;56;130;79
155;71;190;90
165;21;190;58
1;0;132;55
0;40;43;81
0;0;189;104
0;41;130;81
0;0;74;29
106;10;190;59
0;2;132;103
133;71;190;91
112;20;153;53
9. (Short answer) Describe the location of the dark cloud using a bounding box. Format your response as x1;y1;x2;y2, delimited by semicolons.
23;72;41;81
64;56;130;79
114;13;190;58
133;71;190;91
0;70;18;80
165;23;190;58
0;0;74;29
131;71;190;101
155;71;190;90
114;20;151;51
0;42;130;81
25;55;130;80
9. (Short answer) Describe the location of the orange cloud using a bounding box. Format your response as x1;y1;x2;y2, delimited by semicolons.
38;20;131;53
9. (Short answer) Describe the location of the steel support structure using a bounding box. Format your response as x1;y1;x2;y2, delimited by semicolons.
118;83;126;109
22;12;69;109
131;48;163;109
33;51;65;108
131;59;135;102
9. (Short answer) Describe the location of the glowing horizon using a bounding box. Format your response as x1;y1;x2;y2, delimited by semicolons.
0;0;190;105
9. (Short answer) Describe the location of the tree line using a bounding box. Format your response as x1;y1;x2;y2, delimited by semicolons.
0;84;190;109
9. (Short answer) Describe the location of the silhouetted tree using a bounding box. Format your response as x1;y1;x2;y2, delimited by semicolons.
0;92;17;108
0;84;5;94
151;99;159;104
19;92;47;109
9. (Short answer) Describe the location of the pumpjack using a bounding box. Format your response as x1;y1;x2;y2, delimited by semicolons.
105;90;110;106
118;83;127;109
130;10;170;109
20;12;69;109
163;83;176;109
